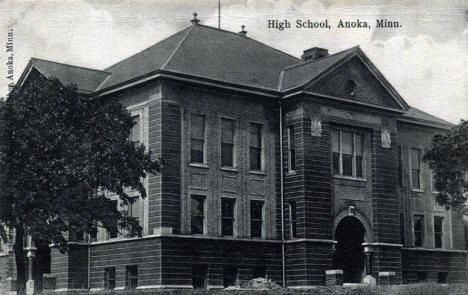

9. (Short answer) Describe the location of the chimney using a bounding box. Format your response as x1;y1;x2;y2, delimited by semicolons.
301;47;328;62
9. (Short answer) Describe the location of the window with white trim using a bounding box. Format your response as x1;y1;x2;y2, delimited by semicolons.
129;115;140;145
191;195;205;235
411;148;422;190
289;202;297;239
249;123;263;171
332;129;364;178
250;200;264;238
434;216;443;248
221;118;235;167
221;198;236;236
287;127;296;172
414;214;424;247
190;114;206;164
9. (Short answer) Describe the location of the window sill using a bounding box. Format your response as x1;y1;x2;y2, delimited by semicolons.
286;170;297;176
412;189;424;193
333;175;367;182
250;170;266;176
220;167;238;172
189;163;209;169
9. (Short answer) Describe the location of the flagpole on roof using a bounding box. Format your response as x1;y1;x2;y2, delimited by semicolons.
218;0;221;29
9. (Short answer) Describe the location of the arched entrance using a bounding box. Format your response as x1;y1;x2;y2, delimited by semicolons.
333;216;366;283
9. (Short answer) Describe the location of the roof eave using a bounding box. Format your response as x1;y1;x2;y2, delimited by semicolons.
96;69;281;98
397;117;453;130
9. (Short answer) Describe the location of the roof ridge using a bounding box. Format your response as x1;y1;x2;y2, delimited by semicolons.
103;26;192;71
196;24;300;62
30;57;111;74
282;46;359;72
160;25;194;70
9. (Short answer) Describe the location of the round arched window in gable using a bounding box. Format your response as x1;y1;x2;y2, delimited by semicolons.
345;80;357;97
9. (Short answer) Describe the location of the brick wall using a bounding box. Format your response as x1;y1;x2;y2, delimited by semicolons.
89;237;161;289
285;241;333;286
402;248;466;283
160;236;282;287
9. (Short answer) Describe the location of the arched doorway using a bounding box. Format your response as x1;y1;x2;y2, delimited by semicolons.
333;216;366;283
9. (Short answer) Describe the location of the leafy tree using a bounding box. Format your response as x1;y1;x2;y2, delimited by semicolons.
423;120;468;208
0;75;159;294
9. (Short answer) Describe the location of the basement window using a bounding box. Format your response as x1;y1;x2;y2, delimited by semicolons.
104;267;116;290
437;272;448;283
192;264;208;289
125;265;138;289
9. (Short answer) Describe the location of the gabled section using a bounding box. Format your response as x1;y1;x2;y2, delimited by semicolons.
280;47;409;112
309;56;399;109
16;58;110;94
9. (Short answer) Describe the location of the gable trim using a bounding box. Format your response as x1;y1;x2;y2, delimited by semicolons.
283;90;407;114
288;47;409;112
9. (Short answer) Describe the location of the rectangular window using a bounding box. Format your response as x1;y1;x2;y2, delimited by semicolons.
249;123;262;171
434;216;443;248
400;213;405;246
125;265;138;289
411;148;421;189
398;146;403;187
191;195;205;234
250;200;264;238
130;115;140;145
223;266;238;287
431;171;437;192
437;272;448;283
289;202;297;239
221;118;235;167
108;200;118;239
191;114;206;164
332;129;364;178
128;196;140;237
332;130;340;175
252;266;266;279
416;271;427;282
288;127;296;172
221;198;236;236
414;214;424;247
192;264;208;289
104;267;116;290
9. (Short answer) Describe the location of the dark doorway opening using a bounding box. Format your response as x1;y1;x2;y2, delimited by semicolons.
333;216;366;283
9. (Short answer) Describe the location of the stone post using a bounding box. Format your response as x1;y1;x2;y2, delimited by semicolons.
362;244;376;286
25;235;36;295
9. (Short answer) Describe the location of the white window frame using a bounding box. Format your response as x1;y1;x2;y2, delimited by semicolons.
249;121;265;172
409;147;423;192
413;214;425;247
332;129;366;179
190;194;207;235
288;202;297;239
433;215;444;249
220;196;237;237
219;116;238;169
189;113;208;165
249;199;265;239
287;127;296;174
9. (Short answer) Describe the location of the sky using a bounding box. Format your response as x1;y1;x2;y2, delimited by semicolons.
0;0;466;123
